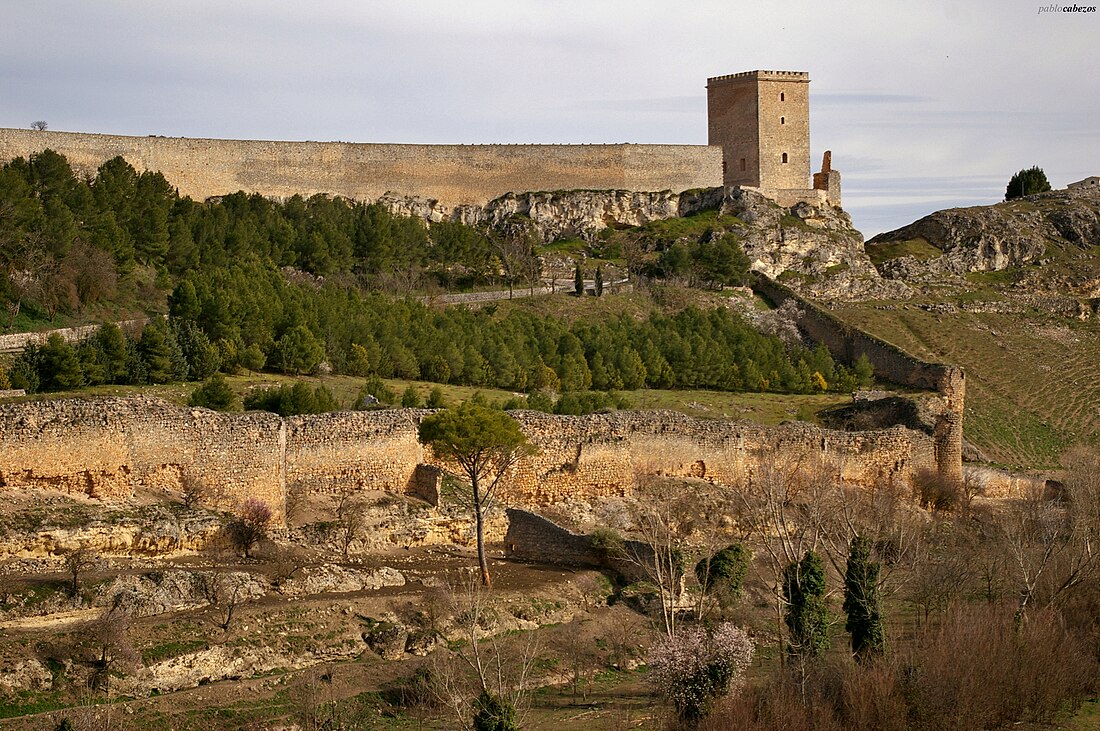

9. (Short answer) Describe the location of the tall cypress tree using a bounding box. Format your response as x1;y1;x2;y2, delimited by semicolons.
843;535;886;660
783;550;831;660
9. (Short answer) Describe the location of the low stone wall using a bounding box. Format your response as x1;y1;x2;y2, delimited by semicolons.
0;319;147;354
0;397;940;524
503;508;653;583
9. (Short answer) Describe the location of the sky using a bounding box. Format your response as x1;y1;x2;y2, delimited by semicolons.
1;0;1096;237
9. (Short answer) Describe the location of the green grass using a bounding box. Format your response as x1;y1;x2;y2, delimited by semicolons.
832;303;1100;468
864;237;942;267
141;639;209;665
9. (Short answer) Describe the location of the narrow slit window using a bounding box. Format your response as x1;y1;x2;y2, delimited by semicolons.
780;92;785;102
740;158;746;171
780;116;785;125
782;153;788;164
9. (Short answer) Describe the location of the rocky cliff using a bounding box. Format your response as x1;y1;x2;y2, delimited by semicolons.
383;187;904;301
868;189;1100;282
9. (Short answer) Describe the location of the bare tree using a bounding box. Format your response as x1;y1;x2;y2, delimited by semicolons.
432;573;538;730
196;571;254;632
490;223;537;300
332;492;369;560
180;473;208;509
64;547;100;604
86;606;139;695
999;449;1100;616
228;498;273;558
30;120;48;131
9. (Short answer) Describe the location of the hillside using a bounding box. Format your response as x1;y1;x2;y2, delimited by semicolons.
838;189;1100;467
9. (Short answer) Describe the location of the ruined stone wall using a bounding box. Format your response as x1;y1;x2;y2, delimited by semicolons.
0;398;285;515
503;508;654;583
0;397;937;523
0;129;723;208
753;276;965;482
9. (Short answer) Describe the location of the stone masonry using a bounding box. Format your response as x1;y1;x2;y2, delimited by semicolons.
0;70;839;211
0;397;940;524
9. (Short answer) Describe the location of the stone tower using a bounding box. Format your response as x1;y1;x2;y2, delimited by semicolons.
706;70;811;191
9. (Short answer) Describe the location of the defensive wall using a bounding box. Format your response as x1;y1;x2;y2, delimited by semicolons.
0;128;723;208
0;397;938;521
753;276;965;483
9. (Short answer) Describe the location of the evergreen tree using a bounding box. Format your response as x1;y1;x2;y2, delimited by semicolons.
240;343;266;373
272;325;324;375
574;263;583;296
136;317;185;384
38;334;83;392
189;374;240;411
843;535;885;660
1005;166;1052;200
783;550;831;661
594;265;604;297
400;384;421;407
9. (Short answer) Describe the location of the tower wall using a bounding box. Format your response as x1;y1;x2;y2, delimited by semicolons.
707;70;812;192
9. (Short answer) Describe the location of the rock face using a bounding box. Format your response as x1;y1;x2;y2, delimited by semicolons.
382;186;901;301
869;190;1100;276
380;188;721;242
720;190;909;300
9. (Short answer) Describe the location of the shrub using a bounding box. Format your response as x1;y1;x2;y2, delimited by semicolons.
189;374;240;411
473;688;517;731
648;623;754;722
696;543;751;606
588;527;625;563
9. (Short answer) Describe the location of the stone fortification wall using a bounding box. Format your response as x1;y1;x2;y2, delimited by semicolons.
284;409;427;496
0;319;147;354
0;397;937;522
0;129;723;208
0;398;285;514
753;276;964;482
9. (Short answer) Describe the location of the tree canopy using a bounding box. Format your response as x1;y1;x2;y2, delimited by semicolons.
1005;166;1052;200
418;403;531;585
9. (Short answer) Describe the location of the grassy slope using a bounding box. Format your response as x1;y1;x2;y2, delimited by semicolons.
832;302;1100;468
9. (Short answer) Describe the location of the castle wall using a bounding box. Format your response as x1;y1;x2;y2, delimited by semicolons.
0;129;723;207
753;277;965;482
0;398;938;523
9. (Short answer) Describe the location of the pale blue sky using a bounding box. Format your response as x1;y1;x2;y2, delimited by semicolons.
2;0;1096;236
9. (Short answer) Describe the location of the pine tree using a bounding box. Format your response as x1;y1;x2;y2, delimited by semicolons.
1005;166;1051;200
38;334;83;392
594;265;604;297
843;535;885;660
783;550;831;660
574;263;584;296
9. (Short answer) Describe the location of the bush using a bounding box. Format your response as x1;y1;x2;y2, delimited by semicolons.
696;543;751;606
473;688;517;731
1006;166;1052;200
648;623;754;722
588;527;625;563
189;374;240;411
244;382;339;416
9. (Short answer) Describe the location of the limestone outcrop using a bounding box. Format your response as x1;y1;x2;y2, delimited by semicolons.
381;186;902;301
868;190;1100;278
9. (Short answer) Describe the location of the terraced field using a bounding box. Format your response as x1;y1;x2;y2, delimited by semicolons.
833;302;1100;468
